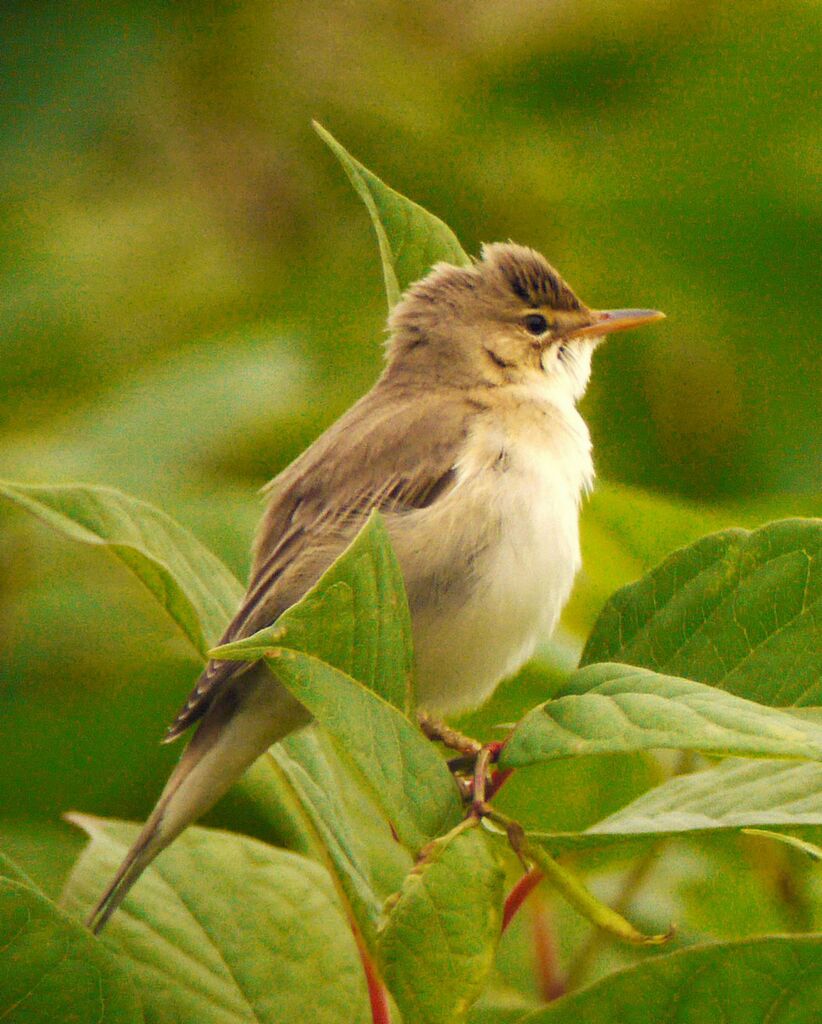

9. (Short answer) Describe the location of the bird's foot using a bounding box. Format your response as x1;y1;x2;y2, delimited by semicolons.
416;712;513;810
416;710;482;756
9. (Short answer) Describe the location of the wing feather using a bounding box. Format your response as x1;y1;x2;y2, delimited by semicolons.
164;381;472;741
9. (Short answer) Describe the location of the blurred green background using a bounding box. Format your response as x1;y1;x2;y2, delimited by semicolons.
0;0;819;974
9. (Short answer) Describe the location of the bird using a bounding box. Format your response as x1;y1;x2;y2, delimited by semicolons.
87;242;663;932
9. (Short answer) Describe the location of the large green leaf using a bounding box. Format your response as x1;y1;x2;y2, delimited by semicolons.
501;663;822;768
521;935;822;1023
378;822;504;1024
265;729;401;939
527;758;822;852
315;122;469;309
581;518;822;706
62;817;371;1024
217;512;413;711
0;481;242;656
242;648;462;853
0;877;142;1024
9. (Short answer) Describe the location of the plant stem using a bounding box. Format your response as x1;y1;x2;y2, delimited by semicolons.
564;843;663;991
531;890;566;1002
351;920;391;1024
502;868;544;932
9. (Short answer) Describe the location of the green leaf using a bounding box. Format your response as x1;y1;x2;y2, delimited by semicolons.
0;481;242;656
520;935;822;1023
62;817;371;1024
215;511;414;712
314;122;470;309
211;513;461;854
378;822;505;1024
501;663;822;769
0;877;142;1024
0;818;91;900
581;518;822;706
527;758;822;852
256;649;462;853
0;851;42;892
567;481;724;638
265;730;398;939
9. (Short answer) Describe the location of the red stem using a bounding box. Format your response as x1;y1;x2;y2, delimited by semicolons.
486;767;513;800
502;868;544;932
352;922;391;1024
532;892;566;1002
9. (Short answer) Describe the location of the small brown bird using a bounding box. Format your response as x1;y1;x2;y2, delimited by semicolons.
88;243;663;931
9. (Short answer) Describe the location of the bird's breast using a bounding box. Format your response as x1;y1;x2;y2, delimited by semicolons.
394;403;593;714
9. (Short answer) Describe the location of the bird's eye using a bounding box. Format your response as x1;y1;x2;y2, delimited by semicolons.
523;314;549;336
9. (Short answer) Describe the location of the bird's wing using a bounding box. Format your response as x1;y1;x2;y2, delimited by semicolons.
164;382;475;741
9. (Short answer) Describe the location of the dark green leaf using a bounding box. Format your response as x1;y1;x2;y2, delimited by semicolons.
520;935;822;1023
581;519;822;706
501;663;822;768
257;649;462;853
378;822;505;1024
0;877;142;1024
0;481;242;656
315;122;469;308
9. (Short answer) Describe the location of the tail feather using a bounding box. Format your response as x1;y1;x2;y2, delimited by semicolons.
87;667;309;932
86;805;170;933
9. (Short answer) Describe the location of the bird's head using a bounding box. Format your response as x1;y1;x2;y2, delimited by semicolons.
387;242;663;403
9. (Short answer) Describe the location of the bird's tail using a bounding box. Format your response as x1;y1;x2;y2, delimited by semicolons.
86;670;309;933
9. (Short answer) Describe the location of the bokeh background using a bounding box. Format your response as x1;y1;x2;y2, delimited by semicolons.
1;0;819;996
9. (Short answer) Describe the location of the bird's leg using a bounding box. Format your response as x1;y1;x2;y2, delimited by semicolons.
416;710;513;808
416;709;482;756
471;744;494;816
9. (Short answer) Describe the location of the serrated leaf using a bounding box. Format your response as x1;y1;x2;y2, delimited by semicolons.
315;122;469;309
62;818;371;1024
0;877;142;1024
527;758;822;852
501;663;822;769
520;935;822;1023
215;512;413;711
258;649;462;853
378;822;505;1024
0;481;242;656
581;518;822;706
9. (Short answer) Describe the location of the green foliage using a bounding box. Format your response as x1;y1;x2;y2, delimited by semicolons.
502;663;822;766
62;818;371;1024
0;480;242;656
525;758;822;853
2;127;820;1024
377;822;504;1024
581;519;822;706
519;936;822;1024
314;123;470;309
0;875;142;1024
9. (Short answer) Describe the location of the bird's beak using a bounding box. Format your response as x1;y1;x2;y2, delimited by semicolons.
566;308;666;340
